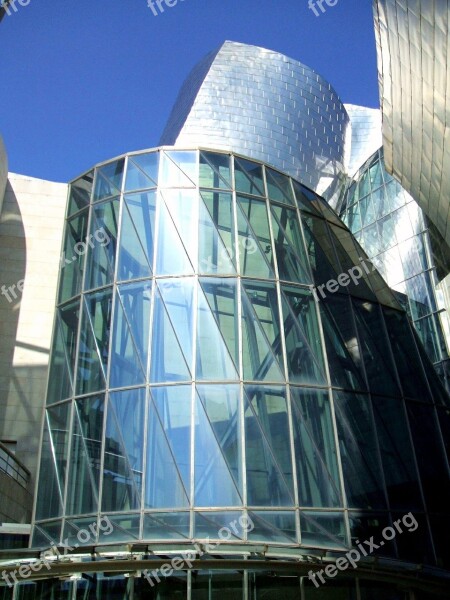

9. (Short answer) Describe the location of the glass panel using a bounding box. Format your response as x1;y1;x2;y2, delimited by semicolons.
152;279;194;381
76;574;133;599
359;580;408;600
301;215;340;286
85;198;119;290
241;281;284;382
117;192;156;281
318;294;365;391
281;286;326;385
291;388;342;508
236;195;274;278
161;189;198;268
68;171;93;216
271;205;311;283
198;191;236;275
195;385;242;506
110;281;151;389
393;512;435;565
234;157;264;196
15;581;73;600
292;179;322;216
98;513;140;543
349;513;397;558
146;386;191;508
125;152;159;191
143;512;190;540
77;288;113;395
102;388;145;512
63;515;108;547
191;572;243;599
430;515;450;569
196;280;239;381
35;404;70;520
160;151;197;187
245;385;295;507
300;511;347;549
58;209;89;303
248;511;297;544
372;396;423;510
250;573;302;599
265;167;295;205
32;520;62;546
194;511;244;540
93;159;124;201
334;391;386;509
199;151;231;189
47;300;80;404
66;395;104;515
134;574;188;598
155;191;194;275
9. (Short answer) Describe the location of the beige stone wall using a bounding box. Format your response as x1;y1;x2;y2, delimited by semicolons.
0;173;68;491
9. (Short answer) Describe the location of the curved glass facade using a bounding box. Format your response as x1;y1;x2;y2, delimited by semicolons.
29;148;450;597
340;149;450;391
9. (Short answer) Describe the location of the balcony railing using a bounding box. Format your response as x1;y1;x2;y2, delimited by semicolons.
0;442;30;488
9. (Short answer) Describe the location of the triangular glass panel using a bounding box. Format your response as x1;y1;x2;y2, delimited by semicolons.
198;193;236;275
266;167;295;206
271;206;311;284
244;386;295;506
200;190;235;255
143;513;190;540
236;198;274;278
99;514;140;544
280;286;326;385
240;283;284;382
110;282;150;388
301;214;341;287
85;198;119;290
118;193;154;281
290;388;342;508
196;281;239;381
234;157;265;196
76;290;112;395
93;159;124;201
146;387;191;508
248;511;297;544
47;302;78;404
199;151;232;189
58;210;88;303
300;511;347;550
194;388;242;506
125;152;158;191
161;189;198;268
66;396;104;515
68;171;93;216
156;279;194;375
102;389;145;512
160;151;197;187
150;287;191;383
195;512;243;540
292;179;322;216
156;192;194;275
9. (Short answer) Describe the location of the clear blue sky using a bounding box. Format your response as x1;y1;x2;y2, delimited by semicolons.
1;0;378;182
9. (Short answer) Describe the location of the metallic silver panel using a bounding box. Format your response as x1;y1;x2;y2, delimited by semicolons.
160;41;350;203
344;104;382;176
0;135;8;214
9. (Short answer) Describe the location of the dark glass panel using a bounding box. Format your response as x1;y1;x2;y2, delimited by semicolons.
58;209;88;303
143;512;190;540
68;171;93;216
102;388;145;512
35;404;70;520
303;579;356;599
248;511;297;544
15;581;73;600
77;288;113;395
392;512;435;566
292;179;322;216
85;198;119;291
318;294;366;391
265;167;295;205
250;573;302;599
47;300;80;404
359;581;408;600
430;515;450;569
66;395;104;515
110;281;151;389
241;281;284;381
301;215;341;287
281;286;326;385
191;572;243;599
300;511;347;549
271;205;311;283
234;157;265;196
117;192;156;281
146;386;191;509
244;385;295;507
134;573;188;599
406;402;450;511
372;396;423;510
349;513;397;558
199;191;236;275
334;391;386;509
93;159;124;202
195;385;242;507
76;575;133;600
382;307;431;401
291;388;342;508
199;151;232;189
352;300;400;396
125;152;158;191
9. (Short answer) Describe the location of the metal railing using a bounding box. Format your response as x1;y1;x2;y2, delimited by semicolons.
0;442;30;488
